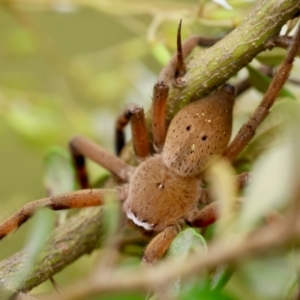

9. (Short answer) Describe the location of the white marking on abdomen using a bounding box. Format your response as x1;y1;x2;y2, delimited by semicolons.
126;209;154;231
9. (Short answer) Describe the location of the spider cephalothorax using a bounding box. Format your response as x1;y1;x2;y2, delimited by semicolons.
125;155;201;231
123;85;235;235
0;20;299;266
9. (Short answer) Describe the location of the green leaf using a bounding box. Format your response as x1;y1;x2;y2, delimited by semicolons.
102;193;121;241
236;256;297;299
167;228;207;258
7;209;55;290
211;265;235;292
247;65;295;99
237;135;294;233
44;147;76;195
206;159;237;237
161;229;207;297
90;293;144;300
180;284;234;300
238;100;300;232
5;100;65;146
4;28;35;58
256;48;287;66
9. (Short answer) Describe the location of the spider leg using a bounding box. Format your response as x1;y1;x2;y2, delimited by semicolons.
142;225;180;265
224;21;300;162
152;81;169;152
152;21;222;152
0;188;126;240
186;202;219;228
69;142;89;189
70;135;134;183
152;22;195;152
115;103;150;161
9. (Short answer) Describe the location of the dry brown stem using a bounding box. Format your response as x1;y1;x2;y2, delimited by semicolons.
37;217;300;300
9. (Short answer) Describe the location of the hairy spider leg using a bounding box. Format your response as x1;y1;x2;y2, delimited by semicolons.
152;21;223;152
115;103;150;161
152;82;169;152
69;142;89;189
114;21;223;156
142;202;222;264
142;225;180;264
224;21;300;162
186;202;220;228
70;135;135;187
0;188;122;240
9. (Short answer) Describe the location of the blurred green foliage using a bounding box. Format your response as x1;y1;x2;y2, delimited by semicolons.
1;0;300;299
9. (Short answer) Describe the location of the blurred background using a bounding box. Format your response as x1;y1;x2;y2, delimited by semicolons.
2;0;299;298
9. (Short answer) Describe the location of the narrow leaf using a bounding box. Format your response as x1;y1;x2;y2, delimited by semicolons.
44;147;76;195
247;65;295;99
8;209;55;290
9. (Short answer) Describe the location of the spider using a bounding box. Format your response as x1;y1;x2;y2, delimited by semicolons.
0;20;300;266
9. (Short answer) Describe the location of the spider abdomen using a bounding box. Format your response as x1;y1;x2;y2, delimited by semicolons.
162;84;235;177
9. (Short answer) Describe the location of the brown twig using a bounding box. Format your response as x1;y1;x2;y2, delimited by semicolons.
166;0;300;117
224;20;300;162
36;217;300;300
0;207;107;296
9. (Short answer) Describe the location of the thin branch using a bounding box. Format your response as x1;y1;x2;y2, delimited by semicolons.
165;0;300;118
224;19;300;161
0;207;106;297
37;218;300;300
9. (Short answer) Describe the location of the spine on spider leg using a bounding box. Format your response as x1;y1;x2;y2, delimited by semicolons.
156;20;216;86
